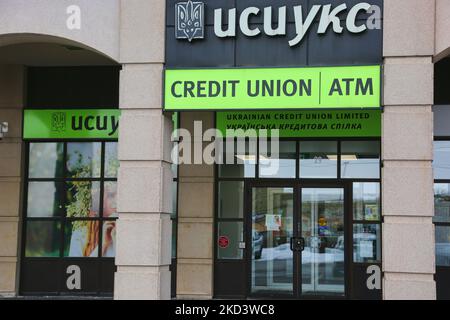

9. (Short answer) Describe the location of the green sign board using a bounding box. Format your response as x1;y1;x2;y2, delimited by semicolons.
23;109;121;139
165;65;381;111
217;110;381;138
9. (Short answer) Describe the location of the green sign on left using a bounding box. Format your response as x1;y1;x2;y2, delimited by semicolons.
23;109;121;139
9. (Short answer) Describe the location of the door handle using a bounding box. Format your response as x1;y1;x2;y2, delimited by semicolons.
298;237;305;252
290;237;305;252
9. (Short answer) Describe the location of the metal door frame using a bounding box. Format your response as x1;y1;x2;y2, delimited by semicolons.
245;180;351;299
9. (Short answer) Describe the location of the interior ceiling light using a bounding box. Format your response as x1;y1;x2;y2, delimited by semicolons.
327;155;358;161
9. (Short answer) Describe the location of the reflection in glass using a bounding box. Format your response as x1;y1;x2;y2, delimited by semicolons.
341;141;380;179
29;143;64;178
300;142;337;178
259;141;296;178
64;220;99;257
103;182;117;218
434;141;450;179
218;181;244;219
67;142;101;178
172;220;177;259
27;182;63;217
105;142;119;178
171;181;178;219
436;226;450;266
102;221;116;257
353;183;381;221
66;181;100;218
219;139;256;178
171;163;178;179
353;224;381;263
301;188;345;296
217;222;244;260
251;188;293;294
434;184;450;223
25;221;61;257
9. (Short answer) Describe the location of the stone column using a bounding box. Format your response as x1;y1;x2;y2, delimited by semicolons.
382;0;436;300
176;112;215;299
114;0;173;300
0;64;25;297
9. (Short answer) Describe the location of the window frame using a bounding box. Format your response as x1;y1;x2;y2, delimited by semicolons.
433;138;450;268
215;138;382;262
22;140;119;260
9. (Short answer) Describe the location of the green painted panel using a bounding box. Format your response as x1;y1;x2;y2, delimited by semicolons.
23;109;120;139
165;66;381;111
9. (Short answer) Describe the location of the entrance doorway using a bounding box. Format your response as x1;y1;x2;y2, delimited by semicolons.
214;139;382;299
248;184;347;298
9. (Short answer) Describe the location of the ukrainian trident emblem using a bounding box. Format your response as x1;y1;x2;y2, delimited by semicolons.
175;0;205;42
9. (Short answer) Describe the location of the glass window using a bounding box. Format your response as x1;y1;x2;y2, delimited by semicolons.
353;183;381;221
217;221;244;260
25;221;61;257
301;188;345;295
171;163;178;178
171;181;178;219
24;139;119;295
64;220;99;257
27;182;64;217
67;142;102;178
172;221;177;259
102;221;116;258
103;182;118;219
252;187;294;294
300;141;337;178
219;139;256;178
259;141;296;178
434;141;450;179
218;181;244;219
66;181;101;218
341;141;380;179
353;224;381;263
105;142;119;178
434;184;450;223
29;143;64;178
436;226;450;266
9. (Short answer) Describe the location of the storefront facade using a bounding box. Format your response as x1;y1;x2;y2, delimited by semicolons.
0;0;448;300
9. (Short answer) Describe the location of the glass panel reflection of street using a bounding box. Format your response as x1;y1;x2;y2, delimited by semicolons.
301;188;345;296
251;187;294;295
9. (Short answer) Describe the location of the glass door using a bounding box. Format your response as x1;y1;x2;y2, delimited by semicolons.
300;188;345;296
248;185;347;298
250;186;295;296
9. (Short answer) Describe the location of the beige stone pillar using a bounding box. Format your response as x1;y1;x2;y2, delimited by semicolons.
176;112;215;299
114;0;173;300
382;0;436;300
0;64;25;297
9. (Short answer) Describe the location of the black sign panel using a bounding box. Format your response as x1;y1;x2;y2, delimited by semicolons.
20;259;116;296
166;0;383;67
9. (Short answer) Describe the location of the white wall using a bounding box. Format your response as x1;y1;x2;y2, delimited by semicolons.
0;0;120;62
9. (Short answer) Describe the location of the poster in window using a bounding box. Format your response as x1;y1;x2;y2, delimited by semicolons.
364;204;379;221
265;214;282;231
